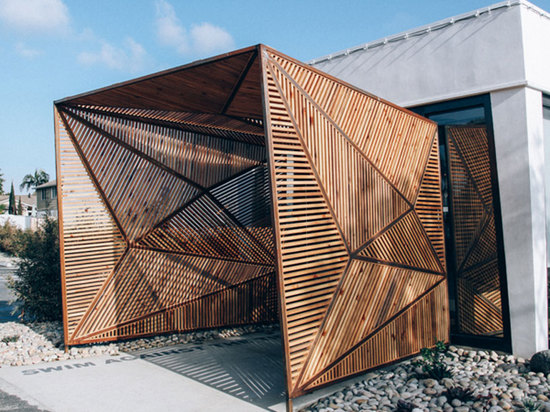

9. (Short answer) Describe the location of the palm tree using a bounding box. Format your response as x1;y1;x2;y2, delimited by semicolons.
20;169;50;192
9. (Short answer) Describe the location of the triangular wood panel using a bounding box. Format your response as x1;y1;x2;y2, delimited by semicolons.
414;135;446;269
296;260;442;387
62;109;199;241
73;249;274;341
137;194;273;264
56;109;127;339
267;58;409;251
268;51;436;203
359;211;443;273
304;282;448;390
64;106;265;189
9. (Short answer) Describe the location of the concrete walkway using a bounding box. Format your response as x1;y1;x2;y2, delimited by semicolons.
0;331;288;412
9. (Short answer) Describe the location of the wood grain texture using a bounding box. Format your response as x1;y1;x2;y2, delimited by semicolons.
55;45;448;402
447;125;503;337
55;52;277;344
262;47;447;398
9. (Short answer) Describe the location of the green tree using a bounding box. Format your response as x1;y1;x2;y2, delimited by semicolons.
17;198;23;215
19;169;49;193
8;218;62;321
8;182;16;215
0;169;5;195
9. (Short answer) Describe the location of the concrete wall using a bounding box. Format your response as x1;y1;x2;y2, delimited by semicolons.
0;215;41;231
521;5;550;93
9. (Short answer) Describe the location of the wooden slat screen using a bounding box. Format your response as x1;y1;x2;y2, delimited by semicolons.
261;48;448;397
55;45;448;403
55;102;277;345
447;125;504;337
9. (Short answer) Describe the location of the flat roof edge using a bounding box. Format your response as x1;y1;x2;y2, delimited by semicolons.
310;0;550;66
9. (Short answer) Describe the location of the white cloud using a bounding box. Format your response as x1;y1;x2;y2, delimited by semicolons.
77;37;147;73
190;23;234;55
0;0;70;34
154;0;234;56
155;0;189;54
15;42;42;58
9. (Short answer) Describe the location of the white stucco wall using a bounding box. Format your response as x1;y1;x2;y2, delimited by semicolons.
312;3;527;107
521;5;550;93
491;87;547;357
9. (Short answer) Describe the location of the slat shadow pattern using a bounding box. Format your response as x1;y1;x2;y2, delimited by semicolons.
56;100;277;345
447;125;503;337
55;45;448;402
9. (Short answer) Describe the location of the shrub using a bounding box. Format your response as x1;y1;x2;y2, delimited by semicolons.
1;335;19;344
395;399;415;412
0;221;25;256
442;385;475;402
521;399;543;412
7;218;62;321
412;340;453;380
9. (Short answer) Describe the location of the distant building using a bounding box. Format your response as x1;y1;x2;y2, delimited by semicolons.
36;180;58;218
0;193;36;216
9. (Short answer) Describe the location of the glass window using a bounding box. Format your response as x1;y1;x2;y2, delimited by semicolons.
412;95;510;351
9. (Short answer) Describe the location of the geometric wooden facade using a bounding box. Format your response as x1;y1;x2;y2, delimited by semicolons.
54;44;448;401
446;125;504;337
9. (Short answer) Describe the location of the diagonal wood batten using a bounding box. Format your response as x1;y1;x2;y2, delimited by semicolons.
55;44;448;406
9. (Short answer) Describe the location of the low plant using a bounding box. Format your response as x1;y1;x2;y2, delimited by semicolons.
1;335;19;344
521;399;543;411
7;218;62;321
442;385;475;402
412;340;453;380
395;399;415;412
0;221;25;256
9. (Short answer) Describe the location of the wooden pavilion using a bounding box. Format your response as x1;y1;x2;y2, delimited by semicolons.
54;44;448;405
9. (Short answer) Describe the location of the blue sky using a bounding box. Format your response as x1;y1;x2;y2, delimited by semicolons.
2;0;549;194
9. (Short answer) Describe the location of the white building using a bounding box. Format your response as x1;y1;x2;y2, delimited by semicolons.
311;0;550;358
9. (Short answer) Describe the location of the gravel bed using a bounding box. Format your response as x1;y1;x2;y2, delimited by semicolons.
0;321;279;367
300;346;550;412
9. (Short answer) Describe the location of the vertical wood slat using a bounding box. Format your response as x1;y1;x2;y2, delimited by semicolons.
447;125;503;337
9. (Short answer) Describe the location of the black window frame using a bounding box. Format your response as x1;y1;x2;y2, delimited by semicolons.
411;94;512;353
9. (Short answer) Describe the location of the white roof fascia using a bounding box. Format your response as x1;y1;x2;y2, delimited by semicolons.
310;0;550;66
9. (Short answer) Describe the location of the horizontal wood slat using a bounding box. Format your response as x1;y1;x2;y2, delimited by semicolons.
262;47;447;398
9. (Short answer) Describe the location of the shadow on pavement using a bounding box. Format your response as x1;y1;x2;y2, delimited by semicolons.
127;330;286;411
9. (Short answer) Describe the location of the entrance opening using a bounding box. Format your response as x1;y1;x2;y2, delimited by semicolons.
413;95;511;352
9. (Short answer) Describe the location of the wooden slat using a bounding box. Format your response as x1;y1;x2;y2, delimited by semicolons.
269;51;436;203
262;47;448;398
447;125;503;337
56;45;449;406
